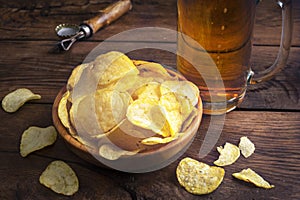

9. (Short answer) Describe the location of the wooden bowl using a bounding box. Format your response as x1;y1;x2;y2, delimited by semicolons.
52;69;203;172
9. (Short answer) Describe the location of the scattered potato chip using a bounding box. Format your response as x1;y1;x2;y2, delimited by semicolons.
99;143;138;160
20;126;57;157
239;136;255;158
176;157;225;195
160;80;199;106
2;88;41;113
39;160;79;196
232;168;275;189
214;142;240;166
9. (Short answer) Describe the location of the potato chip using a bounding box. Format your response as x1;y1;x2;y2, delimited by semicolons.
93;51;139;86
126;98;169;137
99;143;138;160
67;63;90;91
176;157;225;195
141;133;184;145
39;160;79;196
20;126;57;157
136;61;176;83
132;82;161;101
111;72;139;92
113;73;154;95
70;94;103;137
239;136;255;158
160;80;199;106
99;119;154;151
132;59;152;66
213;142;240;166
137;61;169;76
232;168;275;189
175;93;194;123
95;89;132;133
58;91;71;129
125;76;154;95
2;88;41;113
159;92;183;136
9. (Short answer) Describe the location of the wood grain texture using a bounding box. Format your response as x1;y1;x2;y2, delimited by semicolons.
0;0;299;199
0;0;299;46
0;104;299;199
0;41;299;110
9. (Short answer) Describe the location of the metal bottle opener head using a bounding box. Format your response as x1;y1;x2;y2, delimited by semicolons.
55;24;92;51
55;24;81;38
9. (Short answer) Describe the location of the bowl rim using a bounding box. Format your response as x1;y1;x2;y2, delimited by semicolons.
52;67;203;159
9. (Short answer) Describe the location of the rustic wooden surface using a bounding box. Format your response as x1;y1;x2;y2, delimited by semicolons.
0;0;299;199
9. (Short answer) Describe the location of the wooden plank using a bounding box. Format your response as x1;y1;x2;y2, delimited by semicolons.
0;0;299;46
0;104;299;199
0;40;299;110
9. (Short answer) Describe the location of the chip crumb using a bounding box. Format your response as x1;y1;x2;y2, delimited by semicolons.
214;142;240;166
176;157;225;195
239;136;255;158
232;168;275;189
39;160;79;196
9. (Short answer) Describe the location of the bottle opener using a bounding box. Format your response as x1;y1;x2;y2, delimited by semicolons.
55;0;132;51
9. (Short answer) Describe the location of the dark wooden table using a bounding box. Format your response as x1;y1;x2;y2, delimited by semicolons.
0;0;299;199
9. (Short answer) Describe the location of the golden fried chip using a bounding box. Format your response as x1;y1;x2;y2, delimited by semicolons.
112;72;139;92
110;70;154;95
99;143;138;160
93;51;139;86
160;80;199;106
176;157;225;195
70;94;104;138
39;160;79;196
20;126;57;157
126;98;169;137
239;136;255;158
141;133;184;145
2;88;41;113
58;91;71;129
136;61;176;83
175;93;194;122
232;168;275;189
159;92;183;136
214;142;240;166
132;60;152;66
95;89;132;133
67;63;90;91
132;82;161;101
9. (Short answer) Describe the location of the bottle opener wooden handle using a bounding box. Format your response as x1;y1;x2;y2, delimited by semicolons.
84;0;132;34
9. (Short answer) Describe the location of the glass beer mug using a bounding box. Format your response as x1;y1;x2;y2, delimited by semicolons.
177;0;293;115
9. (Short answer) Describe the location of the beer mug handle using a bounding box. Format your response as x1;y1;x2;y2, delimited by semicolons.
250;0;293;84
